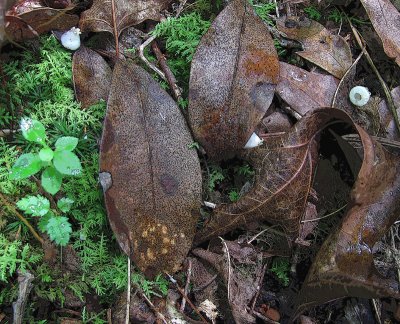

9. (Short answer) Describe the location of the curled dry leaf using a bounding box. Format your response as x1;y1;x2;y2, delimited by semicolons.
294;121;400;318
188;0;279;160
360;0;400;67
194;109;323;245
277;16;352;78
79;0;171;37
99;60;202;278
5;0;78;42
72;46;112;109
276;62;339;115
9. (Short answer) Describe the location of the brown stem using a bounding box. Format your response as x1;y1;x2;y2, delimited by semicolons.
0;192;44;245
111;0;119;58
31;176;58;211
151;41;182;102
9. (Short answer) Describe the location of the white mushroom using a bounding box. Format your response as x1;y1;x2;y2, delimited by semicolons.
61;27;81;51
349;86;371;107
244;132;263;149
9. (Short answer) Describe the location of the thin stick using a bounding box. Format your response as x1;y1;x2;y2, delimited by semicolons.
0;192;44;245
301;204;347;223
371;299;382;324
136;288;168;324
111;0;119;58
0;129;15;137
342;134;400;149
219;237;231;301
12;270;34;324
165;272;209;323
151;41;182;102
250;263;268;311
125;257;131;324
347;18;400;133
180;259;192;312
139;35;167;81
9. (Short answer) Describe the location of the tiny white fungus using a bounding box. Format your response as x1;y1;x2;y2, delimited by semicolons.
244;132;263;149
349;86;371;107
61;27;81;50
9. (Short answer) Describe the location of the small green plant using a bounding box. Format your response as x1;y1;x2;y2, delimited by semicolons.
250;0;276;26
234;163;255;177
208;166;226;191
188;141;200;150
16;195;73;246
304;5;322;21
327;8;370;25
228;189;240;202
10;118;82;195
269;257;290;286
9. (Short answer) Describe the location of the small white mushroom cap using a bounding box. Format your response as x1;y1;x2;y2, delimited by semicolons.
244;132;263;149
61;27;81;50
349;86;371;107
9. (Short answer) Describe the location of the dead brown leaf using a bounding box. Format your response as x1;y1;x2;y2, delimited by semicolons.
188;0;279;160
378;86;400;140
72;46;112;109
360;0;400;67
276;62;339;115
5;0;78;41
294;123;400;318
79;0;171;37
193;240;265;323
99;60;202;278
277;16;352;78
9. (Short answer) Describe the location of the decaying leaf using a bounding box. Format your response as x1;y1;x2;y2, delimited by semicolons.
360;0;400;66
277;16;352;78
79;0;171;37
194;109;323;245
378;86;400;140
294;122;400;318
193;240;265;323
99;60;202;277
5;0;78;42
72;46;112;109
188;0;279;160
276;62;339;115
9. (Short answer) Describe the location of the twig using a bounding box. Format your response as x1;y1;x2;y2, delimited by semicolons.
135;288;168;324
301;204;347;223
371;299;382;324
139;35;167;81
151;41;182;102
247;225;286;244
0;192;44;245
165;272;209;323
12;270;34;324
192;274;218;292
342;134;400;149
180;259;192;312
125;257;131;324
0;129;16;137
107;309;112;324
219;237;231;301
250;263;268;311
347;18;400;133
175;0;188;17
249;308;280;324
390;227;400;284
111;0;119;58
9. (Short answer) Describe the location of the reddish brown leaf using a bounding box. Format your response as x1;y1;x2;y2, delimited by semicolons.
277;16;352;78
360;0;400;66
294;124;400;318
99;60;202;278
5;0;78;41
276;62;339;115
72;46;112;109
188;0;279;160
79;0;171;37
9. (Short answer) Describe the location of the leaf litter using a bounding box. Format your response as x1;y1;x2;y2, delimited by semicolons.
1;0;400;322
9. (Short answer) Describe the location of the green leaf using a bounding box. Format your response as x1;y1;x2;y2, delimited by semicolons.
20;118;46;145
55;137;79;152
39;147;54;162
53;150;82;176
16;195;50;217
38;212;53;232
57;197;74;213
45;216;72;246
9;153;42;180
41;166;63;195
